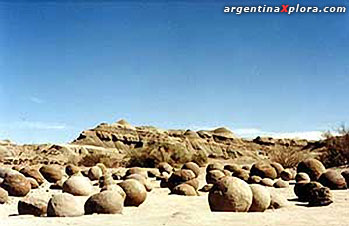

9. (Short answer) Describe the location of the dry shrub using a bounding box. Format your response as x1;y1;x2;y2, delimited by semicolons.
268;146;313;168
78;152;122;168
321;125;349;167
125;142;208;168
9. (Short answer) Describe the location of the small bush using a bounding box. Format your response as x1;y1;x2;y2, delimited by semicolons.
125;142;208;168
321;125;349;167
268;146;313;168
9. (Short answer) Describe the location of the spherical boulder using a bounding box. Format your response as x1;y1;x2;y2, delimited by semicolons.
88;166;102;181
125;167;148;179
232;169;250;182
206;163;224;173
1;173;31;196
208;176;253;212
168;169;196;190
65;164;80;176
0;187;9;204
271;162;284;178
40;165;63;183
280;169;293;181
63;176;93;196
294;181;323;201
47;193;84;217
297;159;326;181
84;190;124;214
206;170;225;185
260;178;274;187
273;179;289;188
20;167;45;185
250;161;277;179
182;162;200;177
157;162;173;174
118;179;147;207
18;197;47;216
248;175;262;184
248;184;271;212
171;184;198;196
224;164;242;174
308;186;333;207
342;170;349;186
295;172;311;183
318;169;347;190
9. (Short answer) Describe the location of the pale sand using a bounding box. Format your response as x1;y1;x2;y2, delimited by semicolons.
1;172;348;226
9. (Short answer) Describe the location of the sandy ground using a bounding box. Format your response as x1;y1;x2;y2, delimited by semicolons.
1;170;348;226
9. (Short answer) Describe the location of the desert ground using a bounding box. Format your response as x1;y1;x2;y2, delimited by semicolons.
0;165;348;226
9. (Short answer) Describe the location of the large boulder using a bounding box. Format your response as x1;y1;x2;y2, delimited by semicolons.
18;197;47;216
20;167;45;185
342;170;349;185
308;186;333;207
224;164;242;174
185;178;200;190
248;184;271;212
63;176;94;196
206;170;225;185
168;169;196;190
294;181;323;202
208;176;253;212
40;165;63;183
232;169;250;182
65;164;81;176
47;193;84;217
125;167;148;179
295;172;311;183
118;179;147;207
0;187;9;204
280;169;294;181
1;173;31;196
206;163;224;173
182;162;200;177
260;178;274;187
88;166;102;181
273;179;289;188
270;162;284;178
248;175;262;184
297;159;326;181
318;169;347;190
171;184;198;196
84;190;124;214
250;161;277;179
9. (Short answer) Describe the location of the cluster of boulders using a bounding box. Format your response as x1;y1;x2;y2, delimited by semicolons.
0;163;153;217
294;158;347;206
203;161;290;212
159;162;200;196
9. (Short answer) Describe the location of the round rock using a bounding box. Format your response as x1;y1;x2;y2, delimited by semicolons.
297;159;326;181
84;190;124;214
118;179;147;207
208;176;253;212
63;176;93;196
249;184;271;212
47;193;84;217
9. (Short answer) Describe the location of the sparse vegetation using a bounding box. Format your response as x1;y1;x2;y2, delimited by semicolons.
125;142;208;168
321;124;349;167
268;146;313;168
78;152;122;168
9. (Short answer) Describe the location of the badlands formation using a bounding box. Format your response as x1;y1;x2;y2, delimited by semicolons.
0;119;348;226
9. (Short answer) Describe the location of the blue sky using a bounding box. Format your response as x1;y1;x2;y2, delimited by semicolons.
0;0;348;143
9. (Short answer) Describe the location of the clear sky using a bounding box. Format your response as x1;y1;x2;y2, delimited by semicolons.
0;0;348;143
